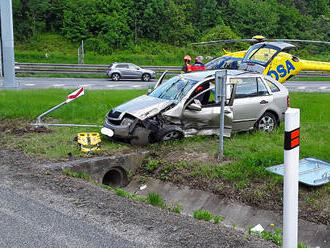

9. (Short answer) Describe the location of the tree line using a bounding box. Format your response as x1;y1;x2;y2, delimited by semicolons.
12;0;329;54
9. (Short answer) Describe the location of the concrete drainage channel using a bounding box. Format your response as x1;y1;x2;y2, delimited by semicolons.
44;151;148;187
44;153;329;248
124;178;329;248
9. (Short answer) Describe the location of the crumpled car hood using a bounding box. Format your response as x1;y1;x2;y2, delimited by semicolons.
112;95;174;120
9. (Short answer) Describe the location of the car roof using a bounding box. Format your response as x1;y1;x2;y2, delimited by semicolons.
180;69;259;82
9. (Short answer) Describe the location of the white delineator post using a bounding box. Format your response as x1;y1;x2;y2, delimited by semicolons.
283;108;300;248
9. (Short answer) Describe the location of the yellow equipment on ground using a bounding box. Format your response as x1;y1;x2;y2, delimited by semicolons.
77;132;101;153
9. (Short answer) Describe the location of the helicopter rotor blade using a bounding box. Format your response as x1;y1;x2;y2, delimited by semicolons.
190;39;256;46
267;39;330;45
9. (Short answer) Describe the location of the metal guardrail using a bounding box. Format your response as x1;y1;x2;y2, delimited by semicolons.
15;63;329;77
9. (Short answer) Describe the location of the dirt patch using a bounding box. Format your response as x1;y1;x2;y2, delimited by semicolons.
0;119;52;135
164;149;234;165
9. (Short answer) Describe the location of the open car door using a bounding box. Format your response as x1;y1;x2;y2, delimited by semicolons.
153;70;168;89
181;79;233;137
239;42;295;74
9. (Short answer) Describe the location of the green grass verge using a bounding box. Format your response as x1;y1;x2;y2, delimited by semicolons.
290;77;330;81
193;209;224;224
0;89;145;122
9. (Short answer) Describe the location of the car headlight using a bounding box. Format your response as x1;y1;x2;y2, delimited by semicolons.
121;118;134;127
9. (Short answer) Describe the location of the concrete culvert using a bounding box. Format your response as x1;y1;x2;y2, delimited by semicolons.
102;167;128;187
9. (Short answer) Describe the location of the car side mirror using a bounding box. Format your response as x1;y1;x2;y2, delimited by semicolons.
187;103;202;111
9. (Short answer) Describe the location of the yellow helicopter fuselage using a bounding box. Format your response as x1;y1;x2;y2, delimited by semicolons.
223;47;330;83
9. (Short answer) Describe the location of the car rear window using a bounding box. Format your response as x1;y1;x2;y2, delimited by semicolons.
257;78;269;96
265;79;280;92
232;78;258;98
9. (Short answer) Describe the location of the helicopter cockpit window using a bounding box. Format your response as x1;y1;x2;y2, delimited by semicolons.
245;47;278;65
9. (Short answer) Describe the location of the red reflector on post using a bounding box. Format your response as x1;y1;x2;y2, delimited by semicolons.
291;137;299;148
291;129;299;139
284;127;300;150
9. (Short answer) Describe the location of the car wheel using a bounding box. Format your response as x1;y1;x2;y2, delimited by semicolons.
157;127;184;142
112;73;120;81
130;127;151;146
256;112;277;133
142;73;151;82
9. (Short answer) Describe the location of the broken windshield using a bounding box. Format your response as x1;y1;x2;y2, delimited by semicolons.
150;76;198;103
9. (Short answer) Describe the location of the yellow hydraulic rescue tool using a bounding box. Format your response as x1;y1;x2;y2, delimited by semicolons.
77;132;101;153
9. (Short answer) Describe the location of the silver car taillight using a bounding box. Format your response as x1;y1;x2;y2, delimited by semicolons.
287;95;290;107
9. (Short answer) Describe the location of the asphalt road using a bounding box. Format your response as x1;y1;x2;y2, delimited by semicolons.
1;77;330;92
0;186;140;248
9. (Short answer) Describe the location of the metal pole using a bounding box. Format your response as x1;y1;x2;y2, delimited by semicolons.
283;108;300;248
81;40;84;64
215;70;227;160
0;0;17;88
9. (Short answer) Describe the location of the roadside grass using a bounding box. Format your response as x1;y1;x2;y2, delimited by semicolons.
193;209;225;224
63;168;91;180
0;89;145;122
290;77;330;81
0;89;144;158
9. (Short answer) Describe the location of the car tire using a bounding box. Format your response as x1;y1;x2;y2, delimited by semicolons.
156;126;184;142
256;112;277;133
130;127;151;146
112;73;121;81
142;73;151;82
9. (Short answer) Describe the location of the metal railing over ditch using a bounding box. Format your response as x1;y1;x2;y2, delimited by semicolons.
15;62;329;78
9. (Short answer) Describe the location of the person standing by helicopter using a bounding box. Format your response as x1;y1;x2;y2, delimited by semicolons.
181;55;192;73
191;56;206;71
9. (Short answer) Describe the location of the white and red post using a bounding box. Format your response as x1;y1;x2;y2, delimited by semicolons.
283;108;300;248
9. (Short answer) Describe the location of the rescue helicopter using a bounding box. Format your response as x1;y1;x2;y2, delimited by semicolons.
191;35;330;83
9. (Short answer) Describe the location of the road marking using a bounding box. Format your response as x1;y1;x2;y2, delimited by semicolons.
80;84;90;87
132;85;143;88
106;84;120;88
318;86;328;90
53;84;65;87
297;86;306;90
24;83;35;86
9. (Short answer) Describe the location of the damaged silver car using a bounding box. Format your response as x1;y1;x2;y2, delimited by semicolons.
101;70;289;144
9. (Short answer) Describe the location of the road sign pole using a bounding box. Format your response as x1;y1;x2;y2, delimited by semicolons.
0;0;17;88
215;70;227;161
283;108;300;248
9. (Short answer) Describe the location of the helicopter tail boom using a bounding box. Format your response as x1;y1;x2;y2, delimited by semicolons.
299;60;330;72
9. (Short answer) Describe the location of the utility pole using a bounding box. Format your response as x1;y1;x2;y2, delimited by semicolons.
0;0;18;88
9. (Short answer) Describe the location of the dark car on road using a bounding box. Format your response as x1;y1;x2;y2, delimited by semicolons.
106;62;156;81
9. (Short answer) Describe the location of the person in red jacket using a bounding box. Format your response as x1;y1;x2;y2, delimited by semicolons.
191;56;206;71
181;55;192;73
